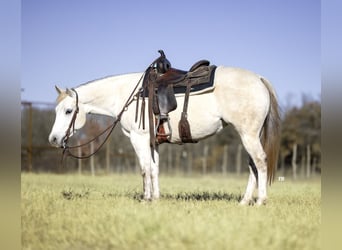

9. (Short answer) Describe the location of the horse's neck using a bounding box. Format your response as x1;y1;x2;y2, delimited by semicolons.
75;73;143;117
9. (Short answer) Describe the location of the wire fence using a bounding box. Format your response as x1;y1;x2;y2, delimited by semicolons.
21;101;320;178
21;101;251;175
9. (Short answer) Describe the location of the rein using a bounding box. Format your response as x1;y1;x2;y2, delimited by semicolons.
61;74;144;161
61;52;164;163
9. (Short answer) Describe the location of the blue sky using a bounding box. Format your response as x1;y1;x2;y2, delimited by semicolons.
21;0;320;108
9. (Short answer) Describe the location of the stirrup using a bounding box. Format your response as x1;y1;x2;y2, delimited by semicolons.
155;114;172;139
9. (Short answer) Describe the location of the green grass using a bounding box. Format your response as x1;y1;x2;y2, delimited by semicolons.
21;173;321;250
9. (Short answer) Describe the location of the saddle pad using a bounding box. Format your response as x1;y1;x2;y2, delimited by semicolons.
174;82;215;97
174;66;217;97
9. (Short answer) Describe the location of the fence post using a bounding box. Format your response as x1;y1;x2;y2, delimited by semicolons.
27;102;33;172
90;141;95;176
292;143;297;180
187;149;193;176
202;144;208;175
175;149;181;174
106;138;111;174
222;145;228;176
78;146;82;175
306;144;311;178
236;144;242;175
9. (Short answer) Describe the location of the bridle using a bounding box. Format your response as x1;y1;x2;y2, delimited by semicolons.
61;88;79;149
61;75;143;161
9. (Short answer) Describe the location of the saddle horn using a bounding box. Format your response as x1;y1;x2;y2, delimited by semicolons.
156;50;171;73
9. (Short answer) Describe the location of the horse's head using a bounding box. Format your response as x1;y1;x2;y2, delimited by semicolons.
49;86;86;147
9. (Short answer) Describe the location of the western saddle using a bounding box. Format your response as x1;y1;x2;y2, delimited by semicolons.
135;50;216;154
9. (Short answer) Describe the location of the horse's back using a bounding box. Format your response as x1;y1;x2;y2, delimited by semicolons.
214;66;271;104
214;66;267;89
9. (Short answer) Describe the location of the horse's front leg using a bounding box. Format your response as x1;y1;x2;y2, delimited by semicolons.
130;131;160;200
141;148;160;200
141;167;152;200
151;147;160;199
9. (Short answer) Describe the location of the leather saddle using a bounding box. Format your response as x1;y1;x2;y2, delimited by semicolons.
136;50;216;156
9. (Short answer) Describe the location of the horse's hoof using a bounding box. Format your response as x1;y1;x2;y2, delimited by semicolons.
140;194;152;202
140;198;152;203
239;199;253;206
152;194;160;200
256;198;267;206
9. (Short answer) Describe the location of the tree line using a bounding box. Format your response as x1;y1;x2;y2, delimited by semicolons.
21;97;321;177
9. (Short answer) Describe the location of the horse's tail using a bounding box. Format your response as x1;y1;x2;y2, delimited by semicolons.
260;78;281;185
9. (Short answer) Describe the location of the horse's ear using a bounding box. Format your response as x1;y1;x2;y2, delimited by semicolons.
55;85;64;94
65;88;73;97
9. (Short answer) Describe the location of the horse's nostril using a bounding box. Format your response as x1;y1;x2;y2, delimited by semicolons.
49;135;58;145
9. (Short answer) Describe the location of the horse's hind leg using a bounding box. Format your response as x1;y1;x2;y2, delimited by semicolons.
239;134;268;205
240;164;257;205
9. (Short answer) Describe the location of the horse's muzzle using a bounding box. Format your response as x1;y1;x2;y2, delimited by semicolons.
48;134;62;148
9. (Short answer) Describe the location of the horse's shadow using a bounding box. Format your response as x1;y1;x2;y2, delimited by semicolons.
132;191;242;203
62;189;244;203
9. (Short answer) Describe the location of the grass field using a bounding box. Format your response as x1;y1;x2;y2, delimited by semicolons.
21;173;321;250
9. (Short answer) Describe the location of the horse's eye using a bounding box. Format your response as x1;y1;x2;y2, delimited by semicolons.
65;109;73;115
